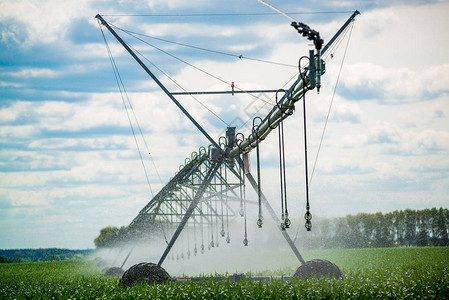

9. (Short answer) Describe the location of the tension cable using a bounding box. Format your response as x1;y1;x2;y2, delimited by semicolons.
252;117;264;228
111;22;280;111
302;88;312;231
122;41;229;128
276;90;290;230
309;21;355;187
236;137;249;246
98;19;154;197
102;11;355;17
298;58;312;231
112;25;297;68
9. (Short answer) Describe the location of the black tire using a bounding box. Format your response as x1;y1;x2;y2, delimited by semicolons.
94;257;107;267
293;259;343;279
103;267;125;277
119;262;171;287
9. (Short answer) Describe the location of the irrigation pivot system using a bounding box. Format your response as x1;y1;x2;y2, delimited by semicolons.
96;7;360;285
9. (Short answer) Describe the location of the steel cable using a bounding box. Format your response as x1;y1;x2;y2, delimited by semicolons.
98;20;154;197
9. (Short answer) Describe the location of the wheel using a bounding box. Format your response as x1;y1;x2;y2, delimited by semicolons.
293;259;343;279
119;262;171;287
94;257;107;267
103;267;125;277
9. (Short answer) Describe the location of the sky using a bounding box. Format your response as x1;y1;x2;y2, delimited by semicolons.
1;0;448;250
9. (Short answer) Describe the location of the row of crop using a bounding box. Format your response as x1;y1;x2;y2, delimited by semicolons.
1;265;447;299
1;259;448;299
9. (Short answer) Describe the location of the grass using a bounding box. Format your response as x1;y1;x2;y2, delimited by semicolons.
0;247;448;299
302;246;449;269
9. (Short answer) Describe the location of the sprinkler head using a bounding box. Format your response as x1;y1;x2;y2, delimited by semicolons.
284;217;291;228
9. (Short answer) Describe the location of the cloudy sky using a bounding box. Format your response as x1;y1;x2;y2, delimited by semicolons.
1;0;448;250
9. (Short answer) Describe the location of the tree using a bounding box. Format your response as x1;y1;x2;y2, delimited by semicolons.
434;207;449;246
371;212;393;247
416;208;432;246
319;217;333;248
332;217;349;248
14;251;23;263
73;253;84;260
392;210;405;245
0;255;12;263
416;229;427;246
360;213;376;247
404;209;417;246
94;226;124;248
346;214;364;248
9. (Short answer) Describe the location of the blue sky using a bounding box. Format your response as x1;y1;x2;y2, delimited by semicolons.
1;0;448;249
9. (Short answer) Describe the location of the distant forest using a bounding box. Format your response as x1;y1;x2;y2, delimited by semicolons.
0;248;94;263
296;207;449;249
95;207;449;250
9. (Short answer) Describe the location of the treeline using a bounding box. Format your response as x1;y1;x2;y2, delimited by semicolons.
297;207;449;249
0;248;93;263
94;222;168;248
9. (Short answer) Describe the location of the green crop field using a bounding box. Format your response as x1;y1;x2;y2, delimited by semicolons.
1;247;448;299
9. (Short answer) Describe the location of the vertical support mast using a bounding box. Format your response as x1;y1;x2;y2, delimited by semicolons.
96;14;222;152
228;10;360;158
322;10;360;55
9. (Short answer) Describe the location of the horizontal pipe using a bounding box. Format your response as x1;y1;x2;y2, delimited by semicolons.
228;10;360;158
172;275;293;283
171;89;282;95
229;77;309;158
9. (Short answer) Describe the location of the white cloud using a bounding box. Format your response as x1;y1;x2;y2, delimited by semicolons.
0;95;126;133
401;129;449;155
341;63;449;101
355;121;449;156
141;0;210;11
0;81;23;88
5;67;58;78
0;125;38;139
329;97;361;123
141;22;241;39
0;188;51;207
0;0;92;46
346;2;449;69
1;1;449;250
355;8;398;37
0;101;26;123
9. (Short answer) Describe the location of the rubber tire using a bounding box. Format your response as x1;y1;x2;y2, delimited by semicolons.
94;257;107;267
293;259;343;279
103;267;125;277
119;262;171;287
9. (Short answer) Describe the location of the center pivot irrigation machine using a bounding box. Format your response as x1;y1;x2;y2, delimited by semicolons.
95;2;360;286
